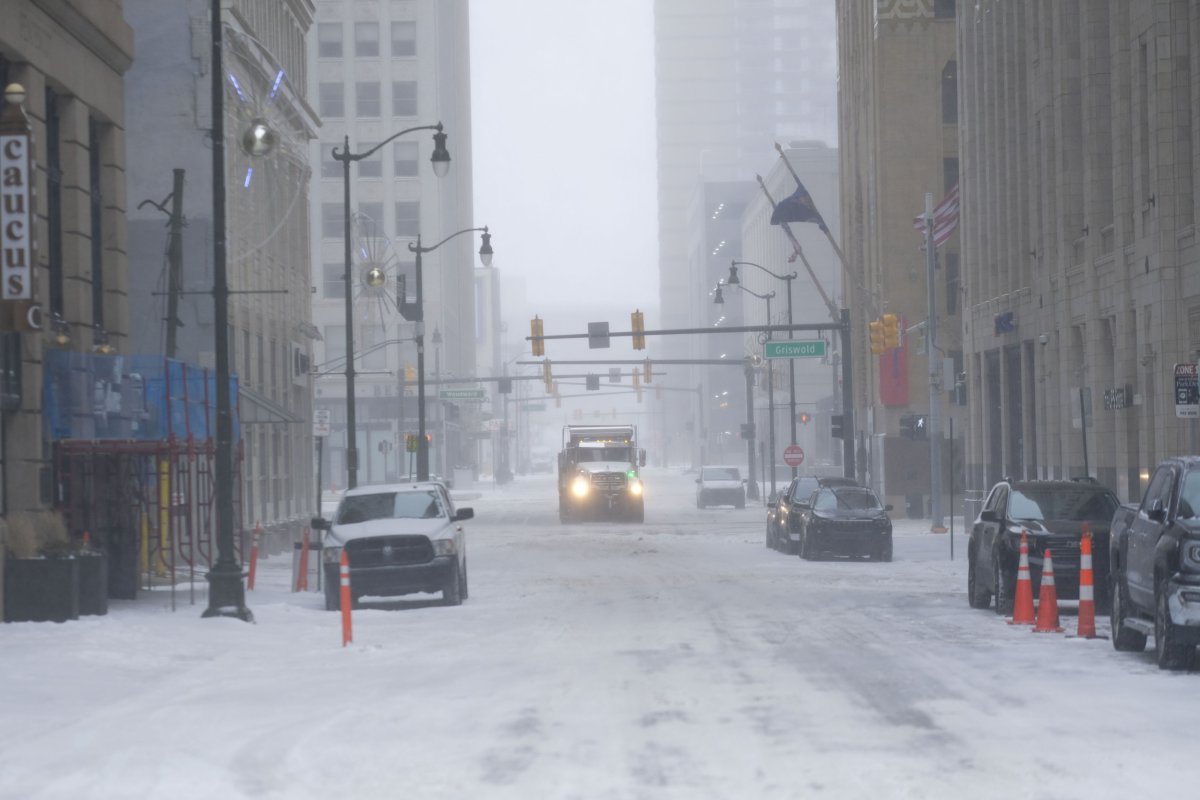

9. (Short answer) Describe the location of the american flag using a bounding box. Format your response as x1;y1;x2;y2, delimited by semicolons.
913;184;959;249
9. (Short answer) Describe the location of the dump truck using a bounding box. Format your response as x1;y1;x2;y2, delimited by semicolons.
558;425;646;523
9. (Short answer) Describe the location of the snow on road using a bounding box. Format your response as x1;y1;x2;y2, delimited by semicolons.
0;468;1194;799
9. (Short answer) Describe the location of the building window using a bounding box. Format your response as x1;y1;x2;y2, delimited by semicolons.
391;21;416;56
357;142;382;178
943;157;959;194
319;82;344;118
324;325;346;366
942;60;957;125
323;262;345;298
89;117;104;328
394;141;418;177
317;23;342;57
395;201;420;237
354;22;379;57
356;81;381;118
46;88;64;315
934;0;956;18
321;143;341;178
392;81;417;117
359;202;384;228
322;203;343;238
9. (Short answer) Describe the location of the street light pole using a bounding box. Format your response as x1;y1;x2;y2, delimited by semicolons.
331;124;449;489
717;281;776;497
407;228;493;481
731;260;798;480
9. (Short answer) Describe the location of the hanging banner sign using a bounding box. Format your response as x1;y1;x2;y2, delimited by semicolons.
1175;363;1199;419
1;133;33;300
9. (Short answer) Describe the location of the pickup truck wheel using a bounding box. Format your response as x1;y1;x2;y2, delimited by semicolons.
967;550;991;608
876;538;893;563
764;521;774;550
442;562;463;607
1110;574;1147;652
993;558;1014;617
1155;584;1190;670
323;581;340;612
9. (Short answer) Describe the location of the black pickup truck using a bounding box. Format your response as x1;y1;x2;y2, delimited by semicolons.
1109;456;1200;670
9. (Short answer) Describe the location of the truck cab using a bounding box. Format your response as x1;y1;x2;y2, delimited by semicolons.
557;425;646;523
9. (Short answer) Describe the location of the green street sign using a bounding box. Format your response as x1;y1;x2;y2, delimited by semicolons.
439;387;487;400
524;403;546;412
764;340;826;360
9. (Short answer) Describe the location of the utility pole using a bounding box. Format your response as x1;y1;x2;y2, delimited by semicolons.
165;169;185;359
925;193;945;531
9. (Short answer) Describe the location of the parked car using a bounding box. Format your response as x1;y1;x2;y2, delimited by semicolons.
967;478;1120;616
796;485;893;561
696;465;747;508
312;481;474;610
766;475;860;553
1109;457;1200;669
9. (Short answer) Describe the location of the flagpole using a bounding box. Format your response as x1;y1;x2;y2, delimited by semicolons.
754;175;838;323
773;143;875;316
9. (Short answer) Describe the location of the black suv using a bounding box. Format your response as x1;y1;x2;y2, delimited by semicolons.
766;475;859;554
967;478;1121;615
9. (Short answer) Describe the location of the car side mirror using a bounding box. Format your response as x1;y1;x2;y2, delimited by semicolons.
453;508;474;522
695;478;701;483
979;509;998;523
884;504;894;512
639;448;647;467
311;517;331;531
1148;499;1166;523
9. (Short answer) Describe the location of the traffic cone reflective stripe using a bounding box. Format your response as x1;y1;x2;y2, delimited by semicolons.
1008;529;1036;625
1075;522;1098;639
1033;548;1064;633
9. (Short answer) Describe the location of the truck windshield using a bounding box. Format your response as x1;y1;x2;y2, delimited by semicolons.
701;467;741;481
1008;487;1118;522
576;447;631;462
1180;470;1200;519
337;490;445;524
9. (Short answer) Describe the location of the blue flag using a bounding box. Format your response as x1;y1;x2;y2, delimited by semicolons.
770;180;826;230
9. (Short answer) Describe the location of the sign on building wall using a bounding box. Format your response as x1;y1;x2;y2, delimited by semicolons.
1175;363;1199;419
1;133;32;300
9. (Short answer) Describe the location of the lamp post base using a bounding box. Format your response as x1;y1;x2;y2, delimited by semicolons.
202;564;254;622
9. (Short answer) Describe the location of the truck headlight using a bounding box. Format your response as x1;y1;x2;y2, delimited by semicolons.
1183;541;1200;572
432;539;458;557
628;479;643;496
571;477;590;498
322;545;343;565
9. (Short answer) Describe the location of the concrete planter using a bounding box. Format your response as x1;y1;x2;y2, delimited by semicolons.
3;557;80;623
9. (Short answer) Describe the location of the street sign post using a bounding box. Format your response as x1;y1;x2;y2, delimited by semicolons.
764;340;826;360
1176;363;1199;418
783;444;805;467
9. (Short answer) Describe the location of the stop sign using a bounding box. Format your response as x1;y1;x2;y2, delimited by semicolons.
783;444;805;467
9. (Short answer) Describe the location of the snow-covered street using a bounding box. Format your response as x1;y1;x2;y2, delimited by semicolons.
0;468;1194;799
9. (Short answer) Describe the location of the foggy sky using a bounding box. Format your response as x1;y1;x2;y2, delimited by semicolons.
469;0;660;331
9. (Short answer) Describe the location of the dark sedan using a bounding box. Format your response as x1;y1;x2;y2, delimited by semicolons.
967;479;1120;615
797;486;893;561
767;476;862;553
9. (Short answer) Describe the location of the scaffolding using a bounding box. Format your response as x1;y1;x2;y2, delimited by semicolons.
45;352;243;609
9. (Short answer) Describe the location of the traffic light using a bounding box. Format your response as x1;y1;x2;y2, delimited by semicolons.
831;414;844;439
498;377;513;394
586;374;600;391
900;414;927;439
740;422;756;440
404;362;416;382
643;358;652;383
631;309;646;350
799;412;811;425
543;359;553;392
633;368;642;402
869;319;885;355
882;313;900;350
530;316;545;356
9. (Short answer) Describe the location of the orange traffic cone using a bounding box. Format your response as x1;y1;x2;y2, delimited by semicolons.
1008;529;1036;625
1074;523;1099;639
1033;548;1064;633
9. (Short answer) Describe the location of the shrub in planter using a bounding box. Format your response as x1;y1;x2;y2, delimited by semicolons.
2;511;91;623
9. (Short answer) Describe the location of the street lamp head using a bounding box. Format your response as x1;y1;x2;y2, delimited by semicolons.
432;326;443;345
430;124;451;178
478;227;494;267
365;265;387;289
713;284;725;305
4;83;27;106
727;262;740;285
240;117;278;158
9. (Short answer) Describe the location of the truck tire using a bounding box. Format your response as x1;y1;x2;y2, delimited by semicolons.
1110;574;1147;652
967;549;992;609
630;501;645;523
1155;582;1190;670
442;561;463;607
324;580;340;612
